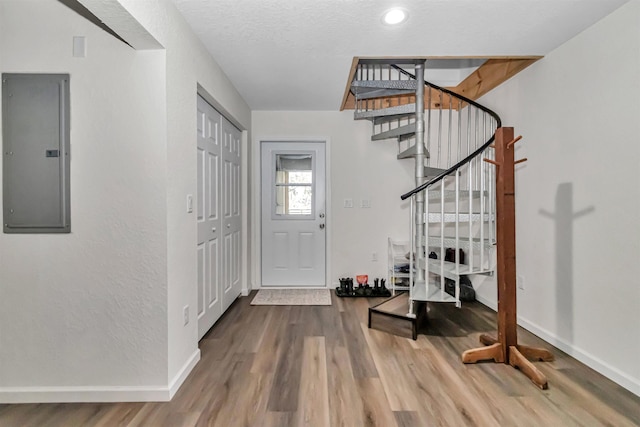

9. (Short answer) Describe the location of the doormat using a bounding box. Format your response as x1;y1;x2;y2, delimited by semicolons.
250;289;331;306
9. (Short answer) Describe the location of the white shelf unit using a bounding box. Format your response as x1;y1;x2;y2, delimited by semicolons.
388;238;412;294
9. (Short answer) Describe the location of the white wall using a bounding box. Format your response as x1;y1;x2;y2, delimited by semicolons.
0;0;252;402
252;111;416;287
0;0;168;397
478;0;640;395
116;0;252;387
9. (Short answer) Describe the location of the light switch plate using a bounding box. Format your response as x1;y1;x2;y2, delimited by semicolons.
73;36;86;58
187;194;193;213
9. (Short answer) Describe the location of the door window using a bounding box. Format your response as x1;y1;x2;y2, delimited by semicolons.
274;153;314;218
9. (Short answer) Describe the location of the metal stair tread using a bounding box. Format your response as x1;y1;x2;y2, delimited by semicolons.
354;104;416;120
427;236;493;251
351;80;418;91
427;212;495;223
373;115;414;126
416;258;493;280
424;166;448;177
372;123;416;141
354;88;417;100
427;190;488;200
397;143;428;159
410;281;457;304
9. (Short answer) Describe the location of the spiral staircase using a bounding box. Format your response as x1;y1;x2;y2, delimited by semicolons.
348;59;502;338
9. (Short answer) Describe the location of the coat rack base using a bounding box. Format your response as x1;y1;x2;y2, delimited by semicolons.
462;333;554;390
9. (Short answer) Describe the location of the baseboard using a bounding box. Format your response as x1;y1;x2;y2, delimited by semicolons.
0;385;170;404
515;317;640;396
257;286;329;290
474;296;640;397
168;349;201;399
0;349;201;404
474;294;497;311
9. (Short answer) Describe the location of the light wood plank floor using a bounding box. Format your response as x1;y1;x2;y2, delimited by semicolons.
1;292;638;426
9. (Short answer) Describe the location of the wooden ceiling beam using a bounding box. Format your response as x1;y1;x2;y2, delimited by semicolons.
340;58;360;111
450;57;541;101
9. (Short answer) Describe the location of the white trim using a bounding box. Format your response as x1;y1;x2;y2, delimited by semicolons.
241;129;250;296
0;386;169;404
474;294;497;311
168;349;201;400
258;286;329;290
252;136;332;289
515;316;640;397
474;296;640;397
196;84;246;131
325;136;333;289
251;134;261;289
0;351;200;404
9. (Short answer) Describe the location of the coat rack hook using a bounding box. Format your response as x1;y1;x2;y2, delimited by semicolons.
483;158;501;167
507;135;523;149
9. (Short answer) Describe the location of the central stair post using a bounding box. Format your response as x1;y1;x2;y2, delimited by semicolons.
413;61;427;301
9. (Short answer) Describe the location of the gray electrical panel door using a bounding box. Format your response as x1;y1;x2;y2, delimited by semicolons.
3;74;71;233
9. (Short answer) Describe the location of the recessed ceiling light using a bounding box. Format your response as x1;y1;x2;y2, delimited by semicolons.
383;8;408;25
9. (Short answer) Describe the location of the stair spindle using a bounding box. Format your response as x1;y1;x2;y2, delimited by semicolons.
468;158;474;273
440;180;446;301
467;105;472;156
448;94;453;167
437;91;443;168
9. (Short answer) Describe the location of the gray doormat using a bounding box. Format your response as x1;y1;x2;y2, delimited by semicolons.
250;289;331;306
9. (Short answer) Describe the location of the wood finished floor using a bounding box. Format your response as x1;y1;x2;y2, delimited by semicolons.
1;291;639;427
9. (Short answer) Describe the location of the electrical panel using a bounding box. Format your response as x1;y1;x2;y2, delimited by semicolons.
2;73;71;233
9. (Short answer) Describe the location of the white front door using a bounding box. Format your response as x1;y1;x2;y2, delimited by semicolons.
197;96;222;339
261;141;326;287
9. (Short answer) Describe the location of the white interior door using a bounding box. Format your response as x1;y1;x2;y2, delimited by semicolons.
197;96;222;339
221;119;242;311
261;141;326;287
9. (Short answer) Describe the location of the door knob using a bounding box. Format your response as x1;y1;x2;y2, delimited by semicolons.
319;213;325;218
319;223;325;229
212;227;216;232
227;223;231;228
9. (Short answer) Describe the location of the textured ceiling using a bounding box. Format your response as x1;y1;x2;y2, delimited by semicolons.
171;0;629;111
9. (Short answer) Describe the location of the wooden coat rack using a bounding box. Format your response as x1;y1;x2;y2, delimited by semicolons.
461;127;554;389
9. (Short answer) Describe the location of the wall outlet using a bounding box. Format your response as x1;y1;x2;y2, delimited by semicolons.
183;305;190;326
371;252;378;261
517;275;524;290
361;199;371;208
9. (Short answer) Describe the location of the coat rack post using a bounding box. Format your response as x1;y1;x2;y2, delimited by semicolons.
462;127;554;389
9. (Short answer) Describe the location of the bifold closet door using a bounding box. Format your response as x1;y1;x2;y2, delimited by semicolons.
197;96;222;340
197;95;242;340
221;118;242;311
